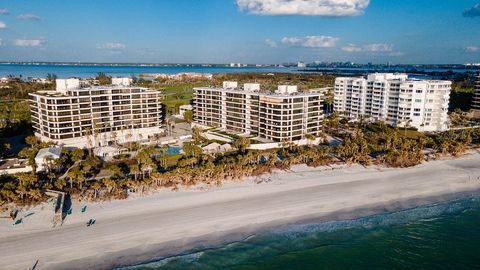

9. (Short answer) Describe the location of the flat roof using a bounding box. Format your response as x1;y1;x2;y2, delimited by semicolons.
30;85;161;97
0;159;30;170
336;75;451;84
193;86;323;97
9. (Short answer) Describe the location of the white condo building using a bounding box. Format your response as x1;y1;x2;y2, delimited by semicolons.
473;73;480;118
193;82;324;142
29;78;163;148
334;73;451;132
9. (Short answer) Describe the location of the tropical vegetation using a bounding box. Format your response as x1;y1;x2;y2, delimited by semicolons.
2;116;479;211
1;72;480;211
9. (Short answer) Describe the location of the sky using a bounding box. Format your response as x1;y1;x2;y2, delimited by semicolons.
0;0;479;64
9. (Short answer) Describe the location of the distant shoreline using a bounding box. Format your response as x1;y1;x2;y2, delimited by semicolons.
1;153;479;269
0;62;278;67
1;62;478;68
1;62;476;79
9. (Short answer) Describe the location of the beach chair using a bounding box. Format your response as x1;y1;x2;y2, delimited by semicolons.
81;206;87;213
13;218;23;226
86;218;96;227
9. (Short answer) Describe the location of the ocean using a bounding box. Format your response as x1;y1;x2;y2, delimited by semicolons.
1;64;478;79
0;64;296;78
118;195;480;270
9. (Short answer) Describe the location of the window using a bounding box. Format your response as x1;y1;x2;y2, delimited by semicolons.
416;90;423;93
414;108;421;112
415;99;422;103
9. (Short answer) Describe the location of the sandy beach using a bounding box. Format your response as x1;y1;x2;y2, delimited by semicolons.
1;153;480;270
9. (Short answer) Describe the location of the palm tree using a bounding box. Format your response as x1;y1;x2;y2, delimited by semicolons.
403;119;413;137
15;172;37;187
47;73;57;82
305;134;316;146
85;127;93;154
93;123;102;147
25;135;39;147
71;148;85;163
129;164;141;181
91;182;102;199
140;159;155;178
325;112;341;134
191;127;205;144
48;171;56;184
233;137;251;153
16;184;29;202
54;178;66;190
42;156;53;173
111;131;118;146
165;117;174;136
324;89;334;115
151;171;170;187
102;178;117;193
67;165;83;189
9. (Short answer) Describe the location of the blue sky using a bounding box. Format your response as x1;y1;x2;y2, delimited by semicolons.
0;0;479;64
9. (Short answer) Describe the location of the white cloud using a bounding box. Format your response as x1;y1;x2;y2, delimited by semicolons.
363;43;393;52
236;0;370;16
265;38;278;48
0;21;6;29
342;43;394;53
0;9;9;15
97;42;126;53
17;14;41;21
465;46;479;53
341;43;403;57
341;43;363;52
281;35;338;48
14;39;44;47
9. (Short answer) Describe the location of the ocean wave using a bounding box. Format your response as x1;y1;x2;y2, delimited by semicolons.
116;194;480;270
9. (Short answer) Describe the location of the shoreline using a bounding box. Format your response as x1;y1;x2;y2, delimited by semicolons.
1;153;480;269
112;189;480;270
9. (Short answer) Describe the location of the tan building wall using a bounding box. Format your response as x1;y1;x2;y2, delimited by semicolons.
193;83;324;142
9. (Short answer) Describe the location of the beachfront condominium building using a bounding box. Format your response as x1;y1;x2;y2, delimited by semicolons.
29;78;163;148
334;73;451;132
472;73;480;118
193;82;324;142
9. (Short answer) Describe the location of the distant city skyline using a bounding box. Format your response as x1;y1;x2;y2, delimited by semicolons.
0;0;479;64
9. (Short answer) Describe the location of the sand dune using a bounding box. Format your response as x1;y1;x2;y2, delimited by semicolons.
1;153;480;270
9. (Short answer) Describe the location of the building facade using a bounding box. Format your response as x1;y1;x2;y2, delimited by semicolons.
29;78;163;148
193;82;324;142
472;73;480;118
334;73;451;132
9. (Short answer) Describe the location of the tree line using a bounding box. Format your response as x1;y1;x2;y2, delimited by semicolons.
1;119;479;210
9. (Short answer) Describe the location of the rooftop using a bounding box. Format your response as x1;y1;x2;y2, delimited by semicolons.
336;73;451;84
35;147;63;160
30;84;159;98
0;159;30;170
195;82;323;97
